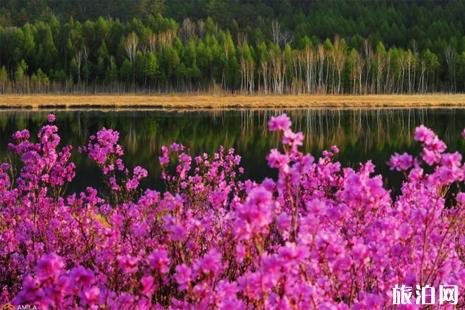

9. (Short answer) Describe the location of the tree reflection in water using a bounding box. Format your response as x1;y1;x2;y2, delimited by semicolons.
0;108;463;192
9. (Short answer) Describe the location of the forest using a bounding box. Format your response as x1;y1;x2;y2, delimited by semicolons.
1;0;465;94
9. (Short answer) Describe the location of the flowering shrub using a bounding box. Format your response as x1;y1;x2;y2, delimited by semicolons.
1;114;465;309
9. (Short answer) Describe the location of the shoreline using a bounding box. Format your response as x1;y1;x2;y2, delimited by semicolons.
1;94;465;109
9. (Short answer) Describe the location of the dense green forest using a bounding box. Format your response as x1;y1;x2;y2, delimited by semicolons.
1;0;465;94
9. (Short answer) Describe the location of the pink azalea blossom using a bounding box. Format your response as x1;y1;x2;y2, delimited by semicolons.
268;114;291;132
174;264;192;290
388;152;414;171
148;249;170;274
3;114;465;309
117;254;139;274
140;275;155;297
35;253;65;281
47;114;56;123
267;149;289;170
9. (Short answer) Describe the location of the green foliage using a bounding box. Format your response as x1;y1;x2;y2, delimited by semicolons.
1;1;465;93
0;66;8;84
14;60;27;82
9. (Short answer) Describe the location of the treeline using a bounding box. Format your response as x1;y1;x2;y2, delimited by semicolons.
3;1;465;48
3;1;465;50
1;7;465;93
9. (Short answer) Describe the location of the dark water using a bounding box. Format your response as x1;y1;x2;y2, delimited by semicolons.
0;108;464;193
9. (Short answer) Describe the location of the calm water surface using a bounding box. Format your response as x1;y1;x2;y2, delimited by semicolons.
0;108;464;192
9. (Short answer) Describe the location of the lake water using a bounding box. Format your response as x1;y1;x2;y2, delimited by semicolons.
1;108;464;193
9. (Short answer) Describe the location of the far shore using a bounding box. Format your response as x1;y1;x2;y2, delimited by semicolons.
1;94;465;109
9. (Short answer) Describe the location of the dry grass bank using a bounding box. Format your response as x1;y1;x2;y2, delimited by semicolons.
1;94;465;109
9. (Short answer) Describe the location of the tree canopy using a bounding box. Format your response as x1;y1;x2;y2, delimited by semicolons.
1;0;465;93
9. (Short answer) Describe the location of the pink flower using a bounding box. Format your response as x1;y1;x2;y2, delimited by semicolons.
457;192;465;205
13;276;43;306
235;244;246;264
388;152;413;171
163;215;187;241
140;275;155;297
268;114;291;132
351;243;369;264
414;125;435;143
282;130;304;148
278;242;308;263
35;253;64;281
234;186;274;240
117;254;139;274
81;286;100;305
195;249;222;275
133;166;148;179
47;114;56;123
174;264;192;290
70;266;95;288
7;115;465;309
267;149;289;170
125;178;140;191
12;129;30;140
159;146;170;165
422;147;440;165
148;249;170;274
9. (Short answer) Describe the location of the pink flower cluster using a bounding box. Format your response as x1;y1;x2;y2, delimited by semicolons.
1;114;465;309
